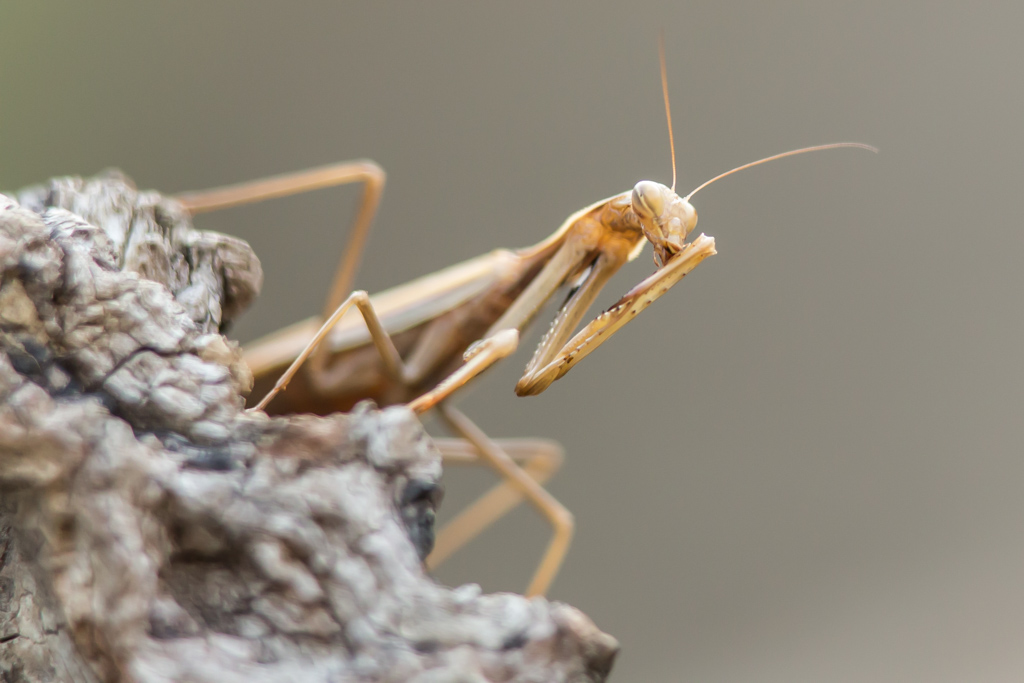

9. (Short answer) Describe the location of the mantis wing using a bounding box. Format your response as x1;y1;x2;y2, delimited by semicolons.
245;248;522;377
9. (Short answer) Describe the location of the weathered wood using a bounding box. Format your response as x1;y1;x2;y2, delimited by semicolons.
0;174;617;682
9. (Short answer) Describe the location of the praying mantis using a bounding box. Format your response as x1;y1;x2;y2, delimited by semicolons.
174;41;875;597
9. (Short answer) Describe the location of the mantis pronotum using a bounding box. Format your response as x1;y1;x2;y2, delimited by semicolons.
175;40;874;596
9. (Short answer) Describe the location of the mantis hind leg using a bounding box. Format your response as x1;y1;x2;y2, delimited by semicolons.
428;436;564;571
175;159;386;321
434;404;573;598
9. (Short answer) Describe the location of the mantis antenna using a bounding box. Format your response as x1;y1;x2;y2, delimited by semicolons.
684;142;879;201
658;33;677;192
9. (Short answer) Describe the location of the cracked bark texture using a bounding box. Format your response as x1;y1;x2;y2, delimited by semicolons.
0;173;618;683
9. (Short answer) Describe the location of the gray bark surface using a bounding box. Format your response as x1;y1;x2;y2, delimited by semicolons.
0;173;618;682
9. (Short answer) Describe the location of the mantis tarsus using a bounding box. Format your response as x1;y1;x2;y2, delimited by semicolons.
175;43;875;597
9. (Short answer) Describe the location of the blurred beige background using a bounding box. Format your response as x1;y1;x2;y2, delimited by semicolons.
2;3;1022;681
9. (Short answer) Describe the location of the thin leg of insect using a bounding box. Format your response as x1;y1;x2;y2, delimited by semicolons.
252;289;406;411
436;404;574;598
428;437;564;568
176;159;386;321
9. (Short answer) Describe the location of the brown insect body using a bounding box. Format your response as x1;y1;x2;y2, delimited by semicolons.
246;191;648;415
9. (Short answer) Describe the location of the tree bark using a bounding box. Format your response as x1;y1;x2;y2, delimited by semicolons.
0;173;617;682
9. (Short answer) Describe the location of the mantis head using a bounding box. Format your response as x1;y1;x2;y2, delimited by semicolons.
632;180;697;267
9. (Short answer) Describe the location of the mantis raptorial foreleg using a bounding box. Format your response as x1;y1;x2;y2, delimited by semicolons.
516;233;718;395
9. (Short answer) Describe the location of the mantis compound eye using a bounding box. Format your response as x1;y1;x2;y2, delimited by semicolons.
675;199;697;237
631;180;668;220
